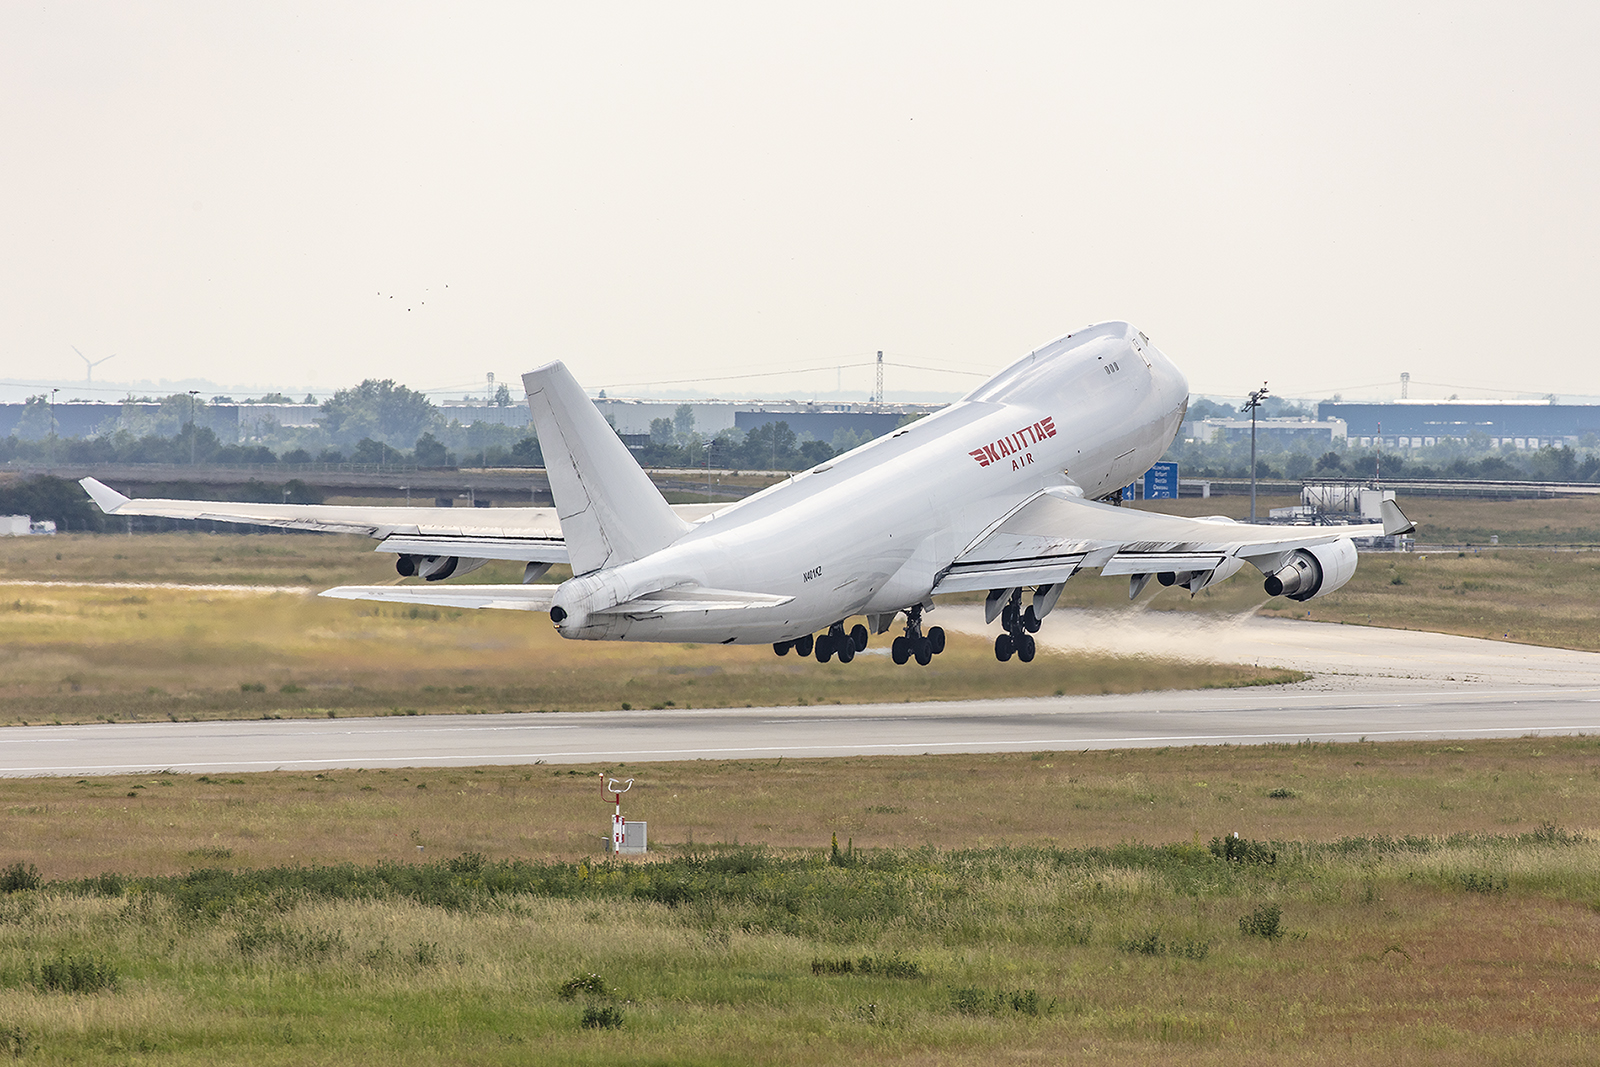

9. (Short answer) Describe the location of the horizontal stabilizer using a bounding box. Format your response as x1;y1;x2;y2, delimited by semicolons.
80;477;130;512
319;585;558;612
599;587;795;615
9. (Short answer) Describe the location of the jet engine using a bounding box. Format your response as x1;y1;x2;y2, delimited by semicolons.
1260;540;1357;601
394;554;490;581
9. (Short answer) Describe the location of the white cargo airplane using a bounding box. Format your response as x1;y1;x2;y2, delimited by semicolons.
81;321;1412;665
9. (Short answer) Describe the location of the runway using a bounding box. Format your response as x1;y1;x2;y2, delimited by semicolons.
5;609;1600;777
3;678;1598;777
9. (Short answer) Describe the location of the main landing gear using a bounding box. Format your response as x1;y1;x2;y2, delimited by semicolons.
770;609;946;667
773;621;866;663
890;605;945;667
992;588;1040;663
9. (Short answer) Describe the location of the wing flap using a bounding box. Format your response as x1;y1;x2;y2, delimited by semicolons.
377;534;570;565
934;556;1084;593
1100;552;1228;576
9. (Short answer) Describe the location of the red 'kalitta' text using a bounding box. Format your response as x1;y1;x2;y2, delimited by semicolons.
969;416;1056;469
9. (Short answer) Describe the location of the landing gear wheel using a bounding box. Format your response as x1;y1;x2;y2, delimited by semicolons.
836;640;855;664
1023;606;1041;634
914;639;932;666
995;633;1014;662
794;633;814;658
815;635;833;663
891;636;910;665
927;626;945;655
850;624;869;652
1017;633;1036;662
773;641;791;656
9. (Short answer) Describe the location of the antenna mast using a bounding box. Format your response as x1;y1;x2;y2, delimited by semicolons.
875;351;883;405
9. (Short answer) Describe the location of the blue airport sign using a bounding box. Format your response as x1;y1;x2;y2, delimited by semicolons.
1122;482;1138;502
1143;462;1179;500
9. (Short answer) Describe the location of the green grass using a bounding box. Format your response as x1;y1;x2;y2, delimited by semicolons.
0;828;1597;1064
0;739;1594;1062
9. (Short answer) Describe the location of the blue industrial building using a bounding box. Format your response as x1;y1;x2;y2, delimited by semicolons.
1319;402;1600;450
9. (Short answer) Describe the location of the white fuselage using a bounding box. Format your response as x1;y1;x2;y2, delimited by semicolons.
550;321;1189;643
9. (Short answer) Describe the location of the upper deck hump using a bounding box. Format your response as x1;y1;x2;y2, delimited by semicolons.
963;321;1137;405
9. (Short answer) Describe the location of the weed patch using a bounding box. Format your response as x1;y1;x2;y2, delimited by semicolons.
1116;931;1211;960
950;987;1048;1016
811;954;924;978
23;953;118;994
1238;902;1283;941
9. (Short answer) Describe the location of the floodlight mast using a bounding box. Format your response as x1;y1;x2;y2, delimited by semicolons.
187;390;201;465
1241;383;1269;522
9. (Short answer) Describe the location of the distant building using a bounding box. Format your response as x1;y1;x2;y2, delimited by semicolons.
592;398;941;442
1;516;54;536
1181;417;1347;448
1319;402;1600;450
1;396;945;447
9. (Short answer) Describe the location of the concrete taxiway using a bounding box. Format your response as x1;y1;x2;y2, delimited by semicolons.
3;607;1599;776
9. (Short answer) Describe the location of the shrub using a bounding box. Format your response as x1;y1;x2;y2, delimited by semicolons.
0;863;40;893
1239;903;1284;941
1210;833;1277;866
580;1005;624;1029
1267;787;1298;799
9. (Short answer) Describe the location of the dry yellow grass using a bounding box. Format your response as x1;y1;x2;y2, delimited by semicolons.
0;533;1299;726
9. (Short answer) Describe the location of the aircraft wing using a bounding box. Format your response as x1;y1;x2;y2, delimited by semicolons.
934;487;1412;594
80;477;724;568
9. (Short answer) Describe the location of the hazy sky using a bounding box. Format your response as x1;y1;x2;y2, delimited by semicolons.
3;2;1597;403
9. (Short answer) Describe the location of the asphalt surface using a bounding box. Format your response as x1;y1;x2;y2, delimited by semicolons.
3;676;1598;777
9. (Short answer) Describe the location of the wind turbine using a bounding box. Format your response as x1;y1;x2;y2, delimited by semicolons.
72;346;114;384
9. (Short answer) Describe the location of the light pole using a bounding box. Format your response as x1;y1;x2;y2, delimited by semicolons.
1242;383;1269;522
48;388;59;467
187;390;200;464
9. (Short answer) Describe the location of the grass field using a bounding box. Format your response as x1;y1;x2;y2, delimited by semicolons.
5;521;1600;732
0;534;1298;726
0;740;1597;1064
2;508;1599;1062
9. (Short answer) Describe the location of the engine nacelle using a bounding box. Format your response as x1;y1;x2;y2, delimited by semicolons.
396;554;490;581
1261;540;1357;602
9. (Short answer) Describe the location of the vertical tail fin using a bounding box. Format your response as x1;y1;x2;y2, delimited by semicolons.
522;361;691;575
